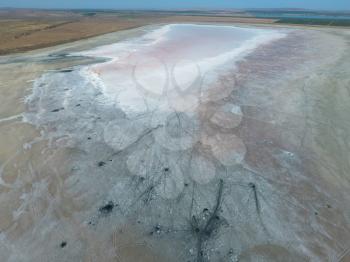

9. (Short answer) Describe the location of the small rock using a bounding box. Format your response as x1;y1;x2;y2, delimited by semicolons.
51;107;64;113
155;225;162;234
98;161;106;167
99;201;114;215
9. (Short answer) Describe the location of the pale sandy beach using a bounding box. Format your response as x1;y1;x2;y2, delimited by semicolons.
0;23;350;262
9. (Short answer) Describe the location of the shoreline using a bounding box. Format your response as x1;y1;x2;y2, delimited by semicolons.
1;16;350;56
75;23;288;116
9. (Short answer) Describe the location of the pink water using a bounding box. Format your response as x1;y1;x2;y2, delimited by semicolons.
80;24;287;115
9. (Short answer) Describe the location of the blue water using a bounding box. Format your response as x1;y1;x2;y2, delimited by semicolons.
251;11;350;20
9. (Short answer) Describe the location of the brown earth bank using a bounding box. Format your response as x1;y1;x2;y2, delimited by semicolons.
2;8;350;56
0;9;278;55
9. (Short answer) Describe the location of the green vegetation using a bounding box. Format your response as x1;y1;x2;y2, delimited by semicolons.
276;18;350;26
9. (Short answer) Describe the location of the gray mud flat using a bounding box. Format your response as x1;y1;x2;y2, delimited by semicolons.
0;25;350;262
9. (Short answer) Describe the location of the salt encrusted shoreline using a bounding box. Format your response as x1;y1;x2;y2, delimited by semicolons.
1;23;350;262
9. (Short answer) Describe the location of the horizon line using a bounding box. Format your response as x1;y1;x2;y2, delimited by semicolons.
1;7;350;13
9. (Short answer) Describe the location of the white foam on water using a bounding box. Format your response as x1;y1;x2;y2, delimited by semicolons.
78;24;288;116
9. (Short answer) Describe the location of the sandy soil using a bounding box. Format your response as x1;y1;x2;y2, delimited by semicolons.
0;23;350;262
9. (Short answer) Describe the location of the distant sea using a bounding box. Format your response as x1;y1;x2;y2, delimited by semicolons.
248;10;350;25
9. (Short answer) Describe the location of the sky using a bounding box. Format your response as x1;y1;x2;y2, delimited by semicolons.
0;0;349;11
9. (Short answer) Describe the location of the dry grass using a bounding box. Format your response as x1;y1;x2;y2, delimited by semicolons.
0;9;276;55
